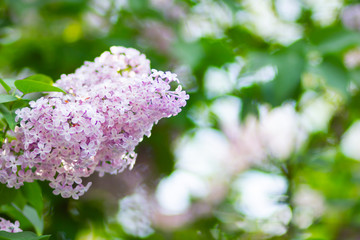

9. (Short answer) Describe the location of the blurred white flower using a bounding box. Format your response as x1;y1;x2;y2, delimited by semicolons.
341;121;360;161
303;0;342;26
84;0;127;35
344;48;360;69
150;0;186;20
293;185;325;229
90;0;127;16
214;101;307;163
275;0;302;22
237;65;276;89
236;116;267;165
229;171;291;236
187;103;213;128
205;59;244;98
155;170;208;215
231;170;290;222
211;96;241;133
83;12;110;35
299;92;338;133
211;97;265;170
205;67;235;98
175;128;232;178
259;103;307;160
117;189;154;238
155;128;232;215
181;0;233;41
138;21;175;53
173;65;196;90
238;0;302;45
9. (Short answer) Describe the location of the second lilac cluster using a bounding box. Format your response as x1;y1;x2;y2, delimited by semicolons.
0;46;189;199
0;217;22;233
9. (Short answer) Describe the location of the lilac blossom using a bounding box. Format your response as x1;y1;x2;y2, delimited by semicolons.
0;217;22;233
0;46;189;199
342;4;360;31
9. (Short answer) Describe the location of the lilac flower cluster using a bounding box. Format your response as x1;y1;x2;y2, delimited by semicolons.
0;217;22;233
0;46;189;199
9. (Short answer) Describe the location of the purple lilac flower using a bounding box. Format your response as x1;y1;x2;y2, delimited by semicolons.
0;217;22;233
0;46;189;199
342;4;360;31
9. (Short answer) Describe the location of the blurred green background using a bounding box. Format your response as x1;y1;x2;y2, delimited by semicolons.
2;0;360;239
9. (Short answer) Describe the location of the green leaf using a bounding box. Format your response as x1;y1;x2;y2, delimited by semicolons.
0;205;32;230
0;95;18;103
21;182;43;218
312;27;360;54
12;191;27;210
315;56;349;97
11;99;30;110
238;84;262;119
23;74;53;84
247;41;306;106
12;204;44;236
14;80;66;95
0;79;11;93
271;41;305;105
241;97;259;120
2;79;16;90
172;40;204;68
226;27;267;54
350;69;360;87
201;38;235;68
0;231;50;240
272;51;304;104
0;104;16;130
0;184;17;205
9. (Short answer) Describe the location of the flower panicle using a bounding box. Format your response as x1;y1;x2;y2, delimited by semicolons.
0;46;189;199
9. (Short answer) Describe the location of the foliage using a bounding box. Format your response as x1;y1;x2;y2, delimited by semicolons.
1;0;360;240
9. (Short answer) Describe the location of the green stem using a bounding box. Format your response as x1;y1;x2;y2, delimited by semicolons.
3;124;8;138
282;156;298;239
